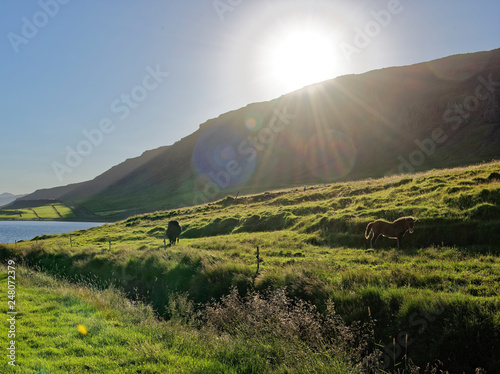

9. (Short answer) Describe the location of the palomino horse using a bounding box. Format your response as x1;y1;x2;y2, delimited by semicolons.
365;216;417;250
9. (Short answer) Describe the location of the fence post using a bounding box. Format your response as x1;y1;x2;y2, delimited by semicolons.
256;246;260;275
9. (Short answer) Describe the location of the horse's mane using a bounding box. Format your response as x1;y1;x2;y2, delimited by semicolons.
393;216;417;223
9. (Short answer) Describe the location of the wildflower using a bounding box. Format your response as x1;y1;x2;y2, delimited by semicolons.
77;324;88;335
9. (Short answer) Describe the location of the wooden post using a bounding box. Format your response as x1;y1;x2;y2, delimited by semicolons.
163;231;167;250
109;239;111;251
256;246;260;275
70;235;73;248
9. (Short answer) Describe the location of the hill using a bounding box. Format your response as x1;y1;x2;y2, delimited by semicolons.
1;161;500;372
0;193;26;207
11;48;500;220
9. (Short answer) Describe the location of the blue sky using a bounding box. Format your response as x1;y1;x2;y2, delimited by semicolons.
1;0;499;195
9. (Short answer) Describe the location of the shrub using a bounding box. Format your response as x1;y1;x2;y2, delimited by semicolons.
199;287;373;372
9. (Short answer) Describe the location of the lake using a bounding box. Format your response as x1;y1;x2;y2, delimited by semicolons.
0;221;105;244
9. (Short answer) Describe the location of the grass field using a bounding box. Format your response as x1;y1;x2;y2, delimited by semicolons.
1;161;500;372
0;267;234;373
0;267;360;373
0;202;76;221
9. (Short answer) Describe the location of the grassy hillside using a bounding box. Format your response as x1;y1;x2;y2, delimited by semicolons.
0;201;77;220
1;161;500;372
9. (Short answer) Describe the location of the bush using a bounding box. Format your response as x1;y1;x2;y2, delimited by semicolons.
199;287;372;372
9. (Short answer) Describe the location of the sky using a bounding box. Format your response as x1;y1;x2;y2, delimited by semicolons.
1;0;499;195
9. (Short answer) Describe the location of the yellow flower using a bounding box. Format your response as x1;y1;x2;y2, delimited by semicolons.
77;324;88;335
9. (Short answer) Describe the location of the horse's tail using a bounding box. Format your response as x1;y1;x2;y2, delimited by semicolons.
365;222;374;239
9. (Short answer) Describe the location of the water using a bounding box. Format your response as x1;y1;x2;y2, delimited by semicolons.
0;221;105;244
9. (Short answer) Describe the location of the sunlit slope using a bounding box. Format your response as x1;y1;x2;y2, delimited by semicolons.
59;160;500;249
13;160;500;246
0;200;76;220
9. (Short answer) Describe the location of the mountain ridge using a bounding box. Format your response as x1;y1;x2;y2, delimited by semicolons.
13;48;500;220
0;193;26;207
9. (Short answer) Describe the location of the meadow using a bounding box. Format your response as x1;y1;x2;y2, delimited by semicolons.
0;202;76;221
1;161;500;373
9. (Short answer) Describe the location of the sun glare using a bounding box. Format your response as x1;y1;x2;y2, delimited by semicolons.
272;30;336;91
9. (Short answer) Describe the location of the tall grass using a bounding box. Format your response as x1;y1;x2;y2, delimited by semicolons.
2;266;363;373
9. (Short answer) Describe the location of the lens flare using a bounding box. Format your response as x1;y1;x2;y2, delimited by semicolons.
213;144;237;168
245;112;263;131
304;130;357;180
245;117;258;130
192;124;257;188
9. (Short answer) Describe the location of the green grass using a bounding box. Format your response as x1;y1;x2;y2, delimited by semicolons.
0;268;225;373
0;203;76;221
1;161;500;372
0;267;358;373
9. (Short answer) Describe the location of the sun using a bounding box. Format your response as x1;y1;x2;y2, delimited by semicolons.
272;30;336;91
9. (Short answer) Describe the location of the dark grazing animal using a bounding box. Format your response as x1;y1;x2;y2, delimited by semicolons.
166;220;182;246
365;216;417;250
